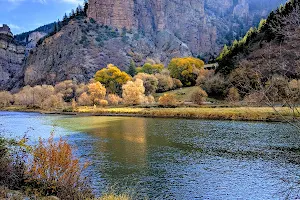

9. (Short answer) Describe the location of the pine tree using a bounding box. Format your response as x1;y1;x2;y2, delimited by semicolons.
128;60;137;77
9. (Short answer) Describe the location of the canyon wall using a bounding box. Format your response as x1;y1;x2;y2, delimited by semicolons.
0;25;25;90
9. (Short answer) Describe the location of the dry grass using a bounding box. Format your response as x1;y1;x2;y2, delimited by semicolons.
76;106;298;121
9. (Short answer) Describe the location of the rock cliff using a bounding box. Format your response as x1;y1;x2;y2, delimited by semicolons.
0;25;25;91
88;0;286;57
24;20;191;86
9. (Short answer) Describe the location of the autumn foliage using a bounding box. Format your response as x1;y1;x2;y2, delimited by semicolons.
168;57;204;86
26;135;92;199
158;93;177;107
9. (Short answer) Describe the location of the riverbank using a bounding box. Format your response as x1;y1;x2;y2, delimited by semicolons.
1;105;298;122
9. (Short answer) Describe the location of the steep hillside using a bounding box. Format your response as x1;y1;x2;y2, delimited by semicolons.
217;0;300;77
0;25;25;91
88;0;286;58
25;19;190;86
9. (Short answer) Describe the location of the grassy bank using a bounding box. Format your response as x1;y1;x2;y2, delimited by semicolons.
2;105;298;122
75;106;298;122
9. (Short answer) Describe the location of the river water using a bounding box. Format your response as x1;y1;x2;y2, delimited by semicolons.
1;111;300;199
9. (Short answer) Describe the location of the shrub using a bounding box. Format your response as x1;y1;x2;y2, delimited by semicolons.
100;99;109;107
54;80;77;102
41;93;64;110
27;135;93;199
158;94;177;107
173;78;183;89
122;79;145;105
107;94;122;106
243;91;264;105
191;88;208;105
134;73;158;95
201;74;229;98
155;74;174;93
226;87;240;102
78;92;92;106
0;91;13;107
0;136;27;190
144;95;155;105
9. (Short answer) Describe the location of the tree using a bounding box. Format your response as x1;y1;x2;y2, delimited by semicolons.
191;88;208;105
137;63;164;74
94;64;131;95
78;92;92;106
134;73;158;95
0;91;13;107
226;87;240;103
168;57;205;86
122;79;145;105
155;73;174;92
88;82;106;105
127;60;137;77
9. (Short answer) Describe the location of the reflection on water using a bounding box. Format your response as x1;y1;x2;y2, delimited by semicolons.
1;111;300;199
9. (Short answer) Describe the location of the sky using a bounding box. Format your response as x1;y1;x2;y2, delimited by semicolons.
0;0;84;34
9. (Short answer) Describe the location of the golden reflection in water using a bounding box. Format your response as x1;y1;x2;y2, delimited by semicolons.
97;118;147;166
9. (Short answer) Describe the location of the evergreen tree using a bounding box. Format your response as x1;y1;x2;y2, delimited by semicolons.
128;60;137;77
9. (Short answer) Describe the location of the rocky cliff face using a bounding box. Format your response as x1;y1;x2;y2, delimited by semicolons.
24;20;191;86
0;25;25;91
88;0;286;58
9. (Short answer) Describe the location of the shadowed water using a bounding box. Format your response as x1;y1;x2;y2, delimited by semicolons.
1;111;300;199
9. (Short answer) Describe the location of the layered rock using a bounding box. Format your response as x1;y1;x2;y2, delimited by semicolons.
88;0;286;57
0;25;25;91
24;20;191;86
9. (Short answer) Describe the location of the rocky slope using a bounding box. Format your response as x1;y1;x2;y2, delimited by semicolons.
24;19;191;86
0;25;25;91
88;0;286;58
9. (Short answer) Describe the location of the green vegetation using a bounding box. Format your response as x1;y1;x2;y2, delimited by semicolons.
168;57;205;86
217;0;300;75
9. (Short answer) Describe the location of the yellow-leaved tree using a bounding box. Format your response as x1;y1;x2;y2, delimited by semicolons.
168;57;204;86
94;64;131;95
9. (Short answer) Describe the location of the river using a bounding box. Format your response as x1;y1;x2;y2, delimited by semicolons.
1;111;300;199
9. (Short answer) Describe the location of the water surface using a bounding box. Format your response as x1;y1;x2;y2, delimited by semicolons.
1;111;300;199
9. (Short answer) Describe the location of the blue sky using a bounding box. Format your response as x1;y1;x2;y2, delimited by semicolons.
0;0;84;34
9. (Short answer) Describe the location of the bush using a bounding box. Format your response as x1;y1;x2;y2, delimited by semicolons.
100;99;109;107
27;135;93;199
226;87;240;102
144;95;155;105
191;88;208;105
41;94;64;110
173;78;183;89
158;94;177;107
122;79;146;105
0;136;27;190
155;74;174;93
78;92;92;106
0;91;13;107
134;73;158;95
201;74;229;98
107;94;122;106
